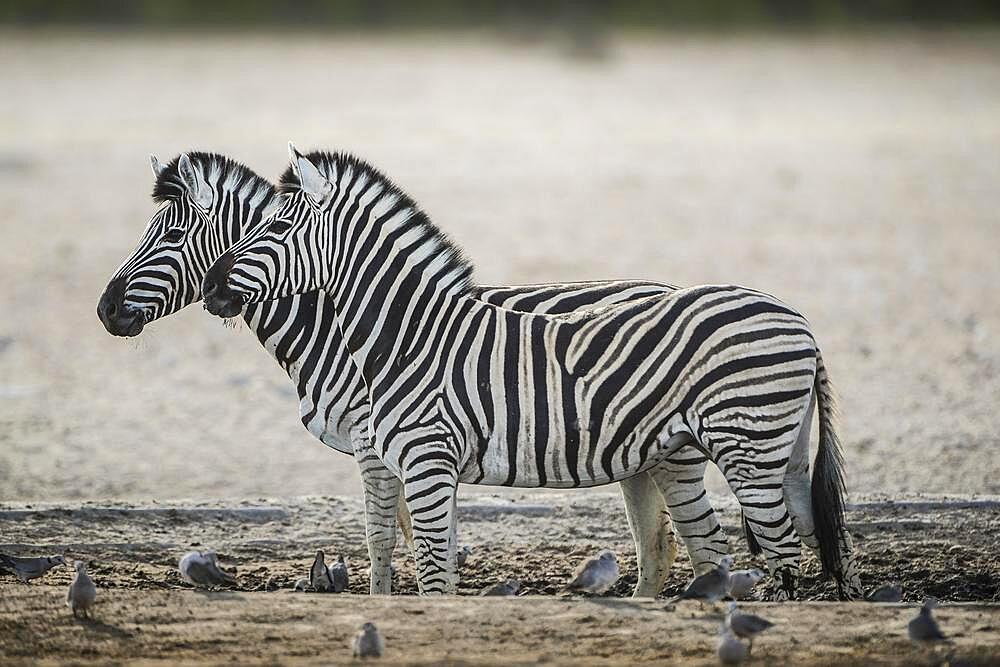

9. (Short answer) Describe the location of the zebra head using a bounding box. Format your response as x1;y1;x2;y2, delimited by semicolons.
98;152;276;336
203;144;351;318
203;144;467;325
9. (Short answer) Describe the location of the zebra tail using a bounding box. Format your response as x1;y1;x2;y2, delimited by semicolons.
742;513;762;556
810;347;849;584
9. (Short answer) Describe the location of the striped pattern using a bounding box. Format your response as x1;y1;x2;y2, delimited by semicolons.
99;152;730;596
206;149;862;599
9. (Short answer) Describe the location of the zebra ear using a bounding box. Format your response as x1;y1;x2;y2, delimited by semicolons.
289;142;333;203
150;154;166;178
178;153;213;208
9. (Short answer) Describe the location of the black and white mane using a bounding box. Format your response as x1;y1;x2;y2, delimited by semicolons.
278;150;476;294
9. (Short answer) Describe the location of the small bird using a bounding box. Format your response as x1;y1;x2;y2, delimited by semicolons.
352;621;385;658
866;583;903;603
727;568;766;600
67;561;97;619
565;550;619;594
726;602;774;654
717;625;749;665
673;556;734;604
0;553;66;583
178;551;237;589
310;550;334;592
908;597;949;644
457;546;472;568
329;555;349;593
293;577;312;592
480;579;521;596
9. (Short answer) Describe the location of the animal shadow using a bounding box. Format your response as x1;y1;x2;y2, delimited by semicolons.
77;617;134;639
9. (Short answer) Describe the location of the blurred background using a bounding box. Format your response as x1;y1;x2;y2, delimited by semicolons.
0;1;998;502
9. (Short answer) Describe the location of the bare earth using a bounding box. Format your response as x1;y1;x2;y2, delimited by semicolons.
1;28;999;665
1;492;999;664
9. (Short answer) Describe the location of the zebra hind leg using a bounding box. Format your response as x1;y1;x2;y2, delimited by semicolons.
783;393;820;554
620;471;676;598
710;433;802;601
649;446;730;576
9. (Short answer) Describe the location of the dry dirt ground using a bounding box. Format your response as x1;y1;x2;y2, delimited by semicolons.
1;28;999;665
1;492;999;664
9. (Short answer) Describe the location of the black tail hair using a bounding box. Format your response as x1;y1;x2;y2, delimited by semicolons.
811;348;849;583
742;513;762;556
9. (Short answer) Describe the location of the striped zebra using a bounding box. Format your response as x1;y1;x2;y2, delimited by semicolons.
96;151;730;596
201;146;864;600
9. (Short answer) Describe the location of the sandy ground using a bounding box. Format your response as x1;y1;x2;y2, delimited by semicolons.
1;491;999;664
1;29;999;663
0;30;998;501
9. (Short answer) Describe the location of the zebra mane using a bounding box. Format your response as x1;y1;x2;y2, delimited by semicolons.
278;150;475;292
152;151;276;211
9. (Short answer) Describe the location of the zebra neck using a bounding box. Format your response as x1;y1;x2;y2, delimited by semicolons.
330;246;468;390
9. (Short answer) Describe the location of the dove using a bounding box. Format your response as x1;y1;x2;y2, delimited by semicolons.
457;546;472;568
310;550;334;592
67;561;97;618
178;551;237;589
329;555;349;593
480;579;521;596
726;602;774;654
0;553;66;583
565;550;619;594
908;597;949;644
672;556;734;604
727;568;766;601
866;584;903;603
717;625;748;665
352;621;385;658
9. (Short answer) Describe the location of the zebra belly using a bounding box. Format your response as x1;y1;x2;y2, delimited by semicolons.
458;416;694;488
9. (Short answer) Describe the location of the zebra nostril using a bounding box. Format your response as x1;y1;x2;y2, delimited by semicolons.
203;278;218;298
106;301;118;318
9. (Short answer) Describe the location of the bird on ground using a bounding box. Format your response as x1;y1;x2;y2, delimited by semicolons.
352;621;385;658
867;583;903;603
329;555;349;593
0;553;66;583
672;556;734;604
67;561;97;619
457;546;472;568
480;579;521;596
908;597;949;644
178;551;237;589
565;550;619;594
310;550;334;592
726;602;775;654
293;577;312;592
727;568;766;600
717;625;748;665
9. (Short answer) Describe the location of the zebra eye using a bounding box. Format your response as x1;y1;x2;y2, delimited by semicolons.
268;219;292;234
161;228;184;243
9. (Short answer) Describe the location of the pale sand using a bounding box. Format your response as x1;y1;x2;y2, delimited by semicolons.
0;30;998;503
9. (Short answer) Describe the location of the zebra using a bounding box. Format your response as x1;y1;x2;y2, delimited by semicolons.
201;145;864;600
96;151;730;596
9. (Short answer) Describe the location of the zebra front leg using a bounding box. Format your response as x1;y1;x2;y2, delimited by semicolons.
650;446;730;576
404;469;459;595
620;471;676;598
356;444;403;595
